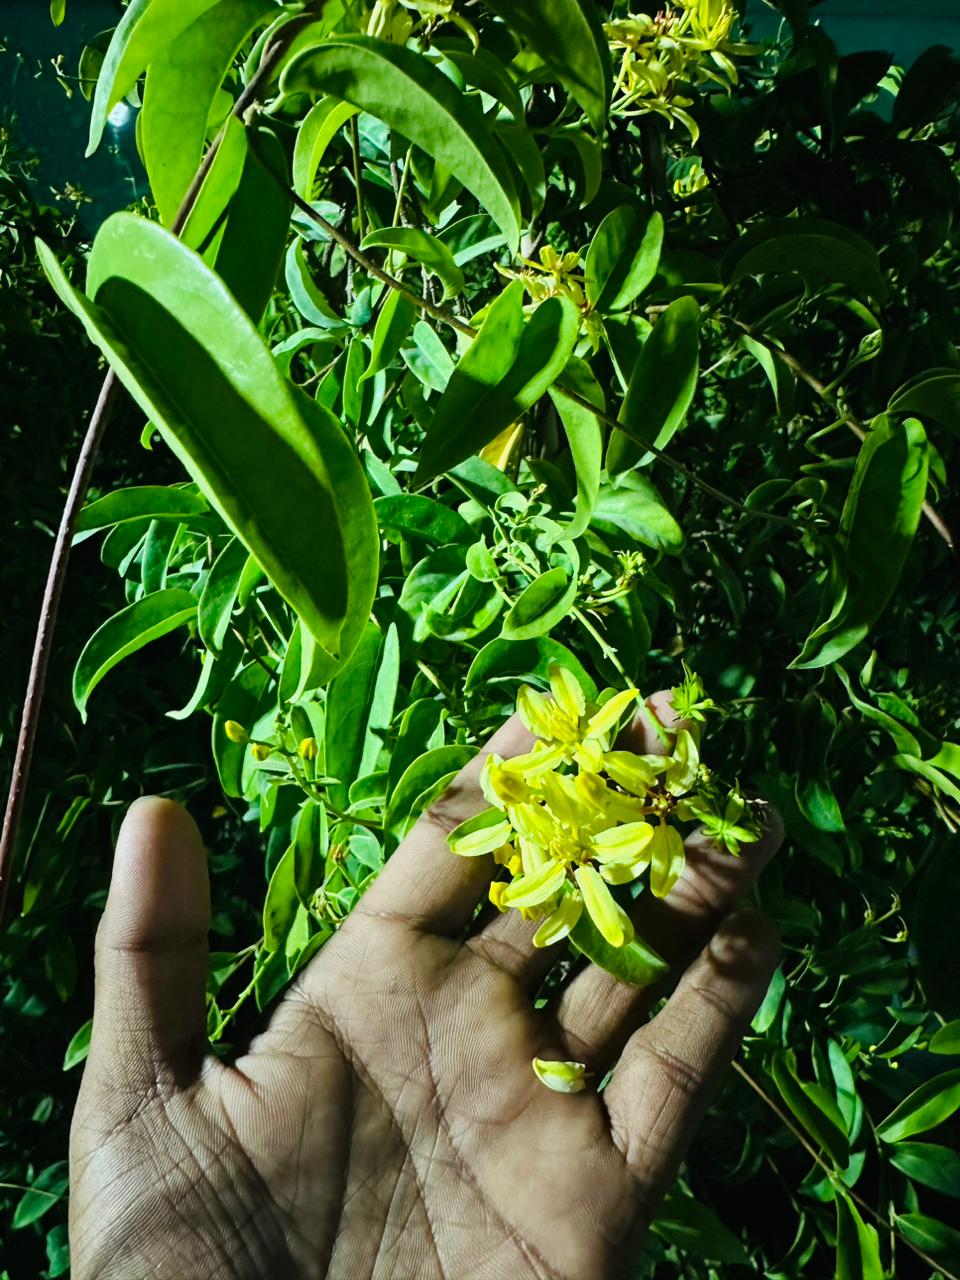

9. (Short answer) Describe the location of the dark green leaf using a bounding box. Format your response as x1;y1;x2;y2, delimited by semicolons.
895;1212;960;1269
585;208;663;313
549;356;603;539
570;911;668;987
502;566;577;640
592;472;685;552
375;494;473;546
889;1143;960;1196
363;290;418;382
651;1190;751;1265
876;1068;960;1142
293;95;358;199
74;485;207;536
796;694;845;832
361;227;464;299
198;537;252;654
12;1162;68;1230
835;1191;883;1280
769;1050;849;1166
888;369;960;437
385;745;475;842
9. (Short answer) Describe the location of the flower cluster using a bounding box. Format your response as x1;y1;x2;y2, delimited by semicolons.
497;246;604;347
448;664;761;951
605;1;758;140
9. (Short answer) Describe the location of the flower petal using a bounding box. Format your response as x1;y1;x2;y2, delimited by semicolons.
549;663;586;721
585;687;639;741
518;686;567;742
599;859;648;885
574;864;635;947
573;738;605;773
532;892;584;947
500;742;567;777
603;749;667;796
649;822;686;897
512;801;556;844
664;728;700;796
448;809;513;856
532;1057;587;1094
503;860;567;909
591;820;654;861
539;771;588;829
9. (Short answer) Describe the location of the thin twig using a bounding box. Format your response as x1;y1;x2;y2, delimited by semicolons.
349;115;368;242
733;1061;960;1280
731;320;956;553
0;17;314;925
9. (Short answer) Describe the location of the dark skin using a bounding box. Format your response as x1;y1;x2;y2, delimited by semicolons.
70;693;782;1279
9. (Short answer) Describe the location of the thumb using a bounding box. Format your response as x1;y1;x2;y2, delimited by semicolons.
87;796;210;1092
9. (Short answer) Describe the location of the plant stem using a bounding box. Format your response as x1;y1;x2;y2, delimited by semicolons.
0;17;313;925
350;114;368;242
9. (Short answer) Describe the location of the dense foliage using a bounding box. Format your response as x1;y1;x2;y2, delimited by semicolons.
4;0;960;1275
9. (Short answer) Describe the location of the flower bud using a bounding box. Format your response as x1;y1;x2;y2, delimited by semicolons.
224;720;248;744
532;1057;587;1094
298;736;319;761
251;742;272;762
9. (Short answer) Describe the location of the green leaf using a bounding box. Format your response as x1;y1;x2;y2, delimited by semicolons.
285;239;346;329
282;35;521;248
293;800;328;903
385;745;475;842
293;95;358;200
62;1019;93;1071
73;588;197;721
87;0;224;156
835;1191;883;1280
416;282;579;484
930;1020;960;1054
325;622;397;810
651;1190;751;1265
12;1163;68;1230
876;1068;960;1142
725;217;886;304
263;841;299;951
569;911;668;986
889;1143;960;1197
74;485;208;536
502;566;577;640
375;494;473;546
769;1050;850;1167
795;694;845;832
793;417;929;668
404;319;455;392
50;0;66;27
591;472;685;552
361;227;464;300
363;290;418;382
465;636;598;701
198;537;252;653
889;369;960;436
140;0;275;225
607;295;700;472
549;356;603;539
895;1212;960;1269
585;208;663;313
482;0;612;132
39;214;378;664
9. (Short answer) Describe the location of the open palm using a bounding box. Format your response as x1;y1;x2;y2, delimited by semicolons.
70;697;781;1280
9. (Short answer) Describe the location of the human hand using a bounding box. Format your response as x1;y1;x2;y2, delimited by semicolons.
69;693;782;1280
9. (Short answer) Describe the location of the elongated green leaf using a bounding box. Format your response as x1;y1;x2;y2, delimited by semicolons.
416;282;579;484
293;800;327;903
363;290;417;382
324;622;393;810
361;227;464;300
39;214;378;663
835;1191;883;1280
769;1050;850;1167
570;911;668;986
482;0;611;132
465;637;597;700
385;745;476;842
796;694;845;832
930;1020;960;1054
293;96;358;200
263;841;298;951
549;357;603;539
12;1163;68;1231
895;1213;960;1268
889;1143;960;1196
51;0;66;27
73;588;197;720
87;0;223;156
75;485;208;536
141;0;274;225
198;537;252;653
651;1191;750;1265
502;567;577;640
586;208;663;313
889;369;960;436
282;35;520;248
793;417;929;669
62;1019;92;1072
375;494;473;546
285;239;345;329
607;295;700;472
876;1068;960;1142
591;472;685;552
724;218;886;303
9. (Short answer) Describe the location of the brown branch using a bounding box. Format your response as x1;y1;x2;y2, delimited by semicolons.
733;1061;959;1280
0;16;315;925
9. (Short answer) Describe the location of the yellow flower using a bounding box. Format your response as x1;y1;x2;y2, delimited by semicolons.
517;664;639;772
648;821;686;897
224;720;248;744
532;1057;587;1094
251;743;272;762
298;736;319;761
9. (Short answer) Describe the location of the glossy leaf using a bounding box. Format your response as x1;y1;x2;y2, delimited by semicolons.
385;745;476;842
796;694;845;832
607;295;700;472
769;1051;850;1167
591;472;685;552
375;494;473;546
793;417;929;669
74;485;208;536
293;95;358;200
888;369;960;437
416;282;579;484
361;227;464;300
651;1190;751;1265
482;0;611;132
281;35;521;248
876;1068;960;1142
889;1142;960;1196
363;290;418;382
549;356;603;539
586;207;663;313
87;0;223;156
140;0;275;225
465;637;598;700
895;1213;960;1269
502;567;577;640
569;911;668;986
73;588;197;721
929;1020;960;1054
325;622;397;810
39;215;378;664
198;537;252;653
834;1191;883;1280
